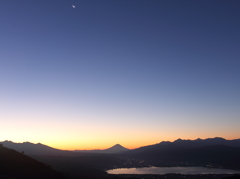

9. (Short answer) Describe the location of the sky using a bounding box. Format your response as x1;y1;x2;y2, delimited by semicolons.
0;0;240;150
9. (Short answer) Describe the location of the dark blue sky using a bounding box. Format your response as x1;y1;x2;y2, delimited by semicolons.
0;0;240;149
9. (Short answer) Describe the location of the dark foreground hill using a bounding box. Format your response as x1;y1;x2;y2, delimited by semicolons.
0;144;64;179
31;155;116;178
0;144;134;179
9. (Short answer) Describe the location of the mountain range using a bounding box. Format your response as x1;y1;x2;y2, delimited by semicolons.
125;137;240;156
1;137;240;176
1;137;240;158
123;137;240;169
0;141;129;156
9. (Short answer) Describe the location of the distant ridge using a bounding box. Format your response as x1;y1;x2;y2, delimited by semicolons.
0;141;130;156
0;141;79;156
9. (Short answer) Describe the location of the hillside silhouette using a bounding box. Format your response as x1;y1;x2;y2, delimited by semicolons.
124;137;240;156
0;144;64;179
0;141;80;156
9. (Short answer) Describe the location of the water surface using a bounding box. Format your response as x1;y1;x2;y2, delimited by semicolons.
107;167;240;175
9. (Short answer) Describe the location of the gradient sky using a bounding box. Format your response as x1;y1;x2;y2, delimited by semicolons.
0;0;240;150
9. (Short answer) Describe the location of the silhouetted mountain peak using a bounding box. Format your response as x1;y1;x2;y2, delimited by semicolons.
74;144;130;154
174;138;183;142
104;144;129;153
112;144;123;148
158;141;171;145
209;137;226;141
174;138;191;143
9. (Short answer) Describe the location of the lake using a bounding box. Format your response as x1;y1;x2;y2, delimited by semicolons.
107;167;240;175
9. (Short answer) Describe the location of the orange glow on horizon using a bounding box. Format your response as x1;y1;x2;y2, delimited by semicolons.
1;118;239;151
45;135;240;151
1;134;239;151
